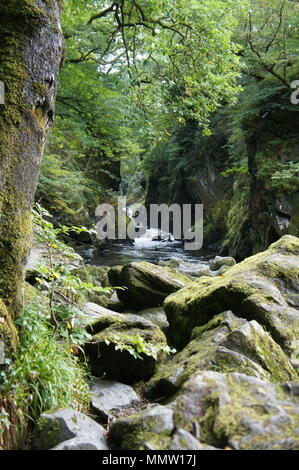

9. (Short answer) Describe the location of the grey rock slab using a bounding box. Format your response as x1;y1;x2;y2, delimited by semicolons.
90;379;141;422
52;437;109;450
33;409;108;450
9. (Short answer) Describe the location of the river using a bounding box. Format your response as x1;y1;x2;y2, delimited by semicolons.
89;239;216;267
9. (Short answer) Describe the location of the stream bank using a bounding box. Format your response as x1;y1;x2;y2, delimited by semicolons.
25;234;299;450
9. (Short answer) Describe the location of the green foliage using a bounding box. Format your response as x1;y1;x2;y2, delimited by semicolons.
104;333;176;361
32;204;112;346
37;152;94;218
259;160;299;193
223;177;251;258
0;303;90;433
36;0;251;221
237;0;299;86
85;0;245;126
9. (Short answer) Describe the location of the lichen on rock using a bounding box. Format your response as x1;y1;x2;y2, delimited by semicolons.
144;311;296;400
164;235;299;355
173;370;299;450
84;303;168;383
108;261;192;308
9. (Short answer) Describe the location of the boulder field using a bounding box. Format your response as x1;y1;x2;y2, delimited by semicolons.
31;235;299;450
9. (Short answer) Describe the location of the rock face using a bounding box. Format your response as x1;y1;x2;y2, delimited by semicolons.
90;379;141;423
164;235;299;355
32;409;108;450
109;404;174;450
81;302;125;330
173;371;299;450
108;261;191;308
84;303;168;383
125;307;169;332
144;311;296;400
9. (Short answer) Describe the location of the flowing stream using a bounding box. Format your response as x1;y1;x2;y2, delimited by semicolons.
88;204;216;267
90;236;215;267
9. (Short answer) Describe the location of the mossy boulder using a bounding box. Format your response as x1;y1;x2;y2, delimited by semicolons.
82;302;152;333
164;235;299;355
32;409;108;450
173;371;299;450
108;261;192;308
209;256;236;271
144;311;296;400
108;404;174;450
73;265;110;286
169;429;219;450
0;299;18;356
84;304;168;383
72;265;112;307
24;282;49;309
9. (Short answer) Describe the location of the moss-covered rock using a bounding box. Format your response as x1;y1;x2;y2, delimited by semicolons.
108;261;192;308
209;256;236;271
84;303;168;383
168;429;219;450
173;371;299;450
73;265;110;286
108;404;174;450
32;409;108;450
164;235;299;355
23;282;49;309
72;265;111;307
0;298;19;356
144;311;296;400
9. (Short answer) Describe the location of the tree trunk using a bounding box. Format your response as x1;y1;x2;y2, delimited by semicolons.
0;0;64;355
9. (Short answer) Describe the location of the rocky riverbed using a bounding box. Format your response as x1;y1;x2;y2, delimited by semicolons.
27;235;299;450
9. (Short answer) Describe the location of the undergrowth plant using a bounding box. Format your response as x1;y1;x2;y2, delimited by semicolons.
32;203;113;348
0;303;90;449
104;333;176;360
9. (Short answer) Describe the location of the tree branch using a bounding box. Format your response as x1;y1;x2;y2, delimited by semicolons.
88;3;116;25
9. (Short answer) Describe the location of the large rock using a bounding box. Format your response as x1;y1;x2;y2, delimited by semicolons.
72;265;112;307
52;437;108;450
81;302;126;330
169;429;219;450
90;379;142;423
109;404;174;450
84;304;168;383
164;235;299;354
173;371;299;450
144;312;296;400
108;261;192;308
32;409;108;450
125;307;169;332
209;256;236;271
